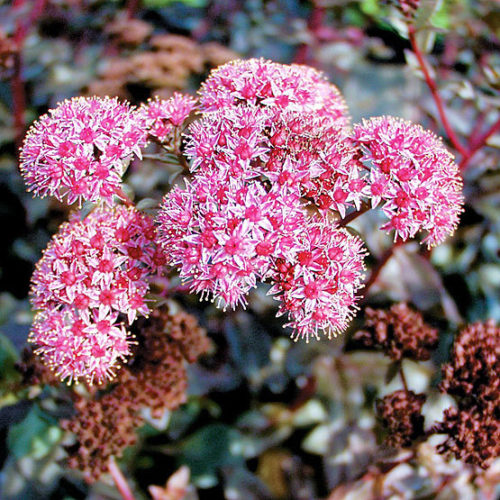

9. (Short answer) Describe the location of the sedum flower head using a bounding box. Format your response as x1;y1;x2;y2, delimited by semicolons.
20;96;147;206
138;93;197;143
376;389;427;448
440;320;499;412
158;167;308;310
353;116;463;246
29;206;164;384
185;105;365;217
199;58;349;126
269;219;366;341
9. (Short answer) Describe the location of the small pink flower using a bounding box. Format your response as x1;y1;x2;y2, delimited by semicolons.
353;116;463;246
20;96;147;206
29;205;163;384
138;93;197;143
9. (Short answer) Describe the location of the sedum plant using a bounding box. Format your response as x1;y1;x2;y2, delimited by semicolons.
19;58;463;386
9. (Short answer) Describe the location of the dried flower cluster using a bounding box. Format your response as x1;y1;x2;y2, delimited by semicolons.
440;321;499;410
29;206;163;384
62;307;209;480
376;389;427;447
87;30;237;101
16;345;61;387
352;302;439;361
436;321;500;468
436;406;499;469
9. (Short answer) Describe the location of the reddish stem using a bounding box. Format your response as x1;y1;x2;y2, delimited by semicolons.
408;26;468;157
399;364;409;392
108;457;136;500
361;239;404;298
126;0;141;19
337;202;371;226
11;0;48;150
459;116;500;171
294;2;325;64
115;187;134;207
11;52;26;151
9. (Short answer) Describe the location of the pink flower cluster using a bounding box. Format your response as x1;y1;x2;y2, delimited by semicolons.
354;117;463;246
138;93;197;143
20;94;197;207
158;59;367;339
20;97;147;206
29;206;164;383
20;58;464;364
199;58;349;125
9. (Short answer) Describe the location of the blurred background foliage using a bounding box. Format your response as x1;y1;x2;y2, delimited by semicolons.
0;0;499;499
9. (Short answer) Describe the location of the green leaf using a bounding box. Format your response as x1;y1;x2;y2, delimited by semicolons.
7;404;60;459
178;424;244;484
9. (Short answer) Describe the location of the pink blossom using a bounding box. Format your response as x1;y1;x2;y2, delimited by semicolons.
20;96;147;206
138;93;197;143
30;308;131;384
157;167;307;310
199;58;349;126
269;220;366;341
185;105;364;217
29;205;162;384
353;116;463;246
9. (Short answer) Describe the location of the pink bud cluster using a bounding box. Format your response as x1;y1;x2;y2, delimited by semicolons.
29;206;164;383
158;59;367;339
354;117;463;246
20;97;147;206
138;93;197;143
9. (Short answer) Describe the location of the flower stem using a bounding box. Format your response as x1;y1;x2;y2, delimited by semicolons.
108;457;136;500
115;187;134;207
408;25;468;157
399;363;409;392
11;0;49;149
360;239;405;298
459;116;500;171
337;202;370;226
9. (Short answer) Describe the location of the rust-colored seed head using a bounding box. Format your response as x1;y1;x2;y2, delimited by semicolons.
16;346;60;387
435;405;500;469
440;320;500;412
376;389;427;448
353;303;439;361
62;307;209;481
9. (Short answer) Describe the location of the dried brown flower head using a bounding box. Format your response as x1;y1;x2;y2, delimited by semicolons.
62;307;209;481
16;345;60;387
86;30;237;101
440;321;500;411
63;394;139;479
376;389;427;448
436;405;500;469
106;17;153;45
353;303;439;361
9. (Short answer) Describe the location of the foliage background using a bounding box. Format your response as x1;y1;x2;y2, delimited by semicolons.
0;0;499;498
